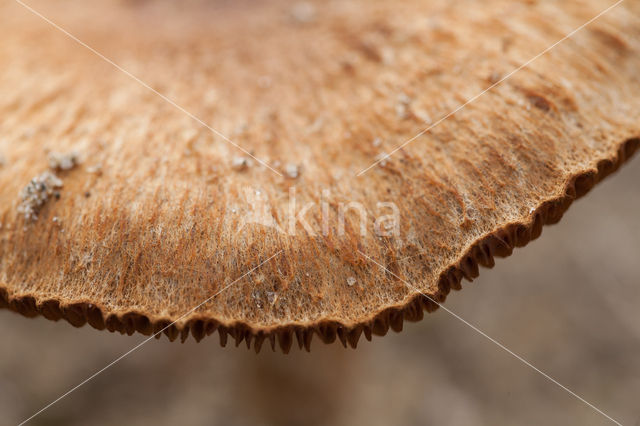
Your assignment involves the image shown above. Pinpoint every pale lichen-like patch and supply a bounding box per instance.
[17,171,63,222]
[18,151,81,222]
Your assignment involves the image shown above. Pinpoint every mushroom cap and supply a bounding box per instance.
[1,0,639,352]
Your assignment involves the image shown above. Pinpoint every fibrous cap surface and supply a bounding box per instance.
[1,0,639,351]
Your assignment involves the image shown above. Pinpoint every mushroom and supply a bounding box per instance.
[0,0,638,353]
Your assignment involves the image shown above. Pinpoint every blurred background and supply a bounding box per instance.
[1,158,639,425]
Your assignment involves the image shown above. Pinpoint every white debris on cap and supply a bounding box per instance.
[48,151,79,171]
[284,163,301,179]
[257,75,272,89]
[372,137,382,147]
[397,93,412,105]
[381,47,396,66]
[266,291,278,306]
[413,108,432,124]
[252,290,263,309]
[395,93,412,120]
[375,153,389,167]
[306,117,324,134]
[232,156,250,171]
[233,122,249,136]
[18,171,63,221]
[87,164,102,174]
[488,70,502,84]
[290,2,316,24]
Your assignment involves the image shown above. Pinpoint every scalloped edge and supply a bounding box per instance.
[1,137,638,353]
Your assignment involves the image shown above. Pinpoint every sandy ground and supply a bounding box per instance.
[1,156,639,426]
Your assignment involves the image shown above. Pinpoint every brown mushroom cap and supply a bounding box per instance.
[1,0,639,352]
